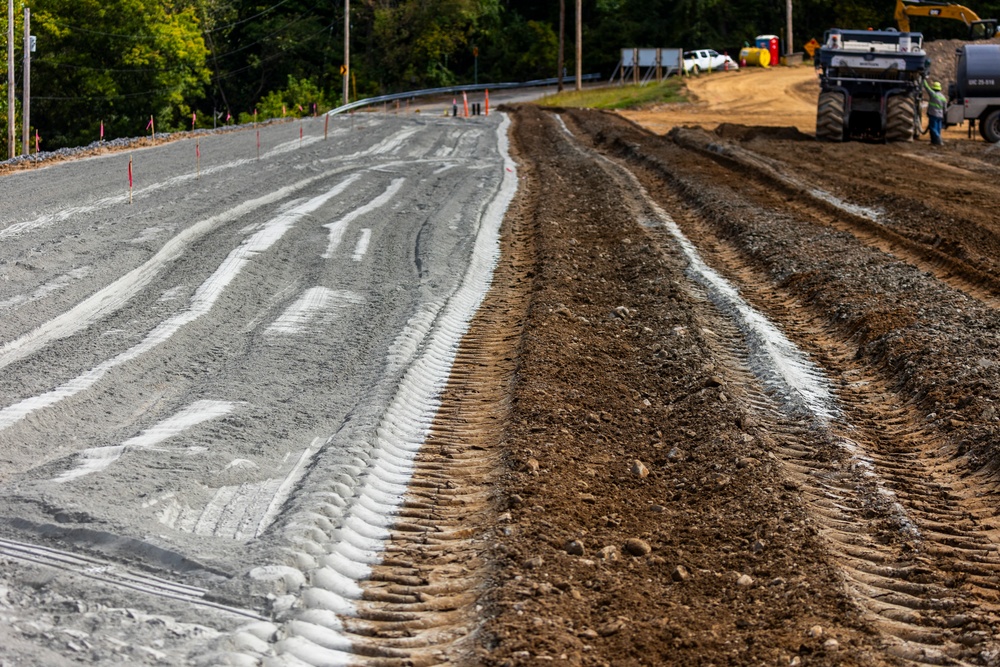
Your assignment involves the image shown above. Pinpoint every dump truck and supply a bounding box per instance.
[945,43,1000,142]
[815,28,929,142]
[895,0,998,40]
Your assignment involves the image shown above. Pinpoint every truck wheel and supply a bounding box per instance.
[980,109,1000,143]
[885,95,916,142]
[816,91,846,142]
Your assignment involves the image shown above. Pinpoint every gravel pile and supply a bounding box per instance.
[922,37,996,87]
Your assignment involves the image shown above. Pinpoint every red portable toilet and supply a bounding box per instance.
[756,34,780,66]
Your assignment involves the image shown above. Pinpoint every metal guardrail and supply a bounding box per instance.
[326,74,603,115]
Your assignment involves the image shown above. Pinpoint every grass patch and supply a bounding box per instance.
[535,79,686,109]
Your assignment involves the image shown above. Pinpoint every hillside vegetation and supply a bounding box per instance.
[2,0,998,150]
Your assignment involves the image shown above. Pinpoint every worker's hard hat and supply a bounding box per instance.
[932,81,942,91]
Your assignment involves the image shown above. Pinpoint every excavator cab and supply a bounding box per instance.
[970,19,999,39]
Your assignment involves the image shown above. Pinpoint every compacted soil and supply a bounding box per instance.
[437,69,1000,665]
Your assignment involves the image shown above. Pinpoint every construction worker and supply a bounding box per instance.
[924,79,947,146]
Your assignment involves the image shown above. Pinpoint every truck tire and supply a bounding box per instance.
[885,95,916,142]
[816,91,846,142]
[979,109,1000,143]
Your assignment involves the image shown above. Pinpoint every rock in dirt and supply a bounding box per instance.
[623,538,652,557]
[630,460,649,478]
[523,556,544,569]
[672,565,691,582]
[598,545,620,561]
[736,574,754,587]
[565,540,586,556]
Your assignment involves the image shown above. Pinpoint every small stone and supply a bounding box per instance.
[808,625,824,638]
[768,577,787,587]
[705,376,724,387]
[823,638,840,651]
[736,457,759,470]
[751,539,766,553]
[671,565,690,582]
[525,457,540,473]
[523,556,544,569]
[508,494,524,507]
[578,628,598,640]
[623,538,651,557]
[736,574,753,587]
[649,504,665,513]
[631,460,649,478]
[587,412,601,423]
[565,540,586,556]
[598,619,626,636]
[597,546,619,561]
[667,447,683,462]
[554,304,573,318]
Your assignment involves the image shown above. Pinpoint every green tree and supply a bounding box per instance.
[28,0,209,148]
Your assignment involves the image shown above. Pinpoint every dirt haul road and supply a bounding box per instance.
[5,69,1000,667]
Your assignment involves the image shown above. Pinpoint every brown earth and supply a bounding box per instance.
[459,61,1000,666]
[340,58,1000,666]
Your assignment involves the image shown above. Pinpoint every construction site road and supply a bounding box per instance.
[5,61,1000,667]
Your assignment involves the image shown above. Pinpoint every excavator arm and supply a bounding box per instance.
[895,0,998,38]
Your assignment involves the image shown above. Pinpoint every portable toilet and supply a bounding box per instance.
[756,34,780,66]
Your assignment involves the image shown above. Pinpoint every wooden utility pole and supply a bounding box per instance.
[7,0,14,158]
[786,0,793,56]
[22,7,28,155]
[575,0,582,91]
[557,0,565,92]
[343,0,349,106]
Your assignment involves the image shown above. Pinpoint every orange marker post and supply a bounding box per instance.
[34,129,39,153]
[324,114,329,140]
[462,91,469,118]
[128,155,134,204]
[485,90,490,116]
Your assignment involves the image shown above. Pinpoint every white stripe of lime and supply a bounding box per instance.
[266,288,364,335]
[0,174,361,433]
[321,179,404,259]
[351,229,371,262]
[55,400,234,482]
[0,168,358,372]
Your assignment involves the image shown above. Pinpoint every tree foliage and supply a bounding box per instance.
[4,0,1000,150]
[28,0,209,147]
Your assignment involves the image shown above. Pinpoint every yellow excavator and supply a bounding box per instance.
[895,0,999,38]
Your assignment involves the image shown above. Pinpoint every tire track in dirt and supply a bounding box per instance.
[557,108,1000,664]
[626,124,1000,309]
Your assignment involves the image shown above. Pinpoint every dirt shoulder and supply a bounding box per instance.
[473,105,895,666]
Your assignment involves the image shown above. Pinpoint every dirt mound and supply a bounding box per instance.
[712,123,814,142]
[923,37,996,86]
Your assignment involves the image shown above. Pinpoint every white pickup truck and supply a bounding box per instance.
[682,49,740,74]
